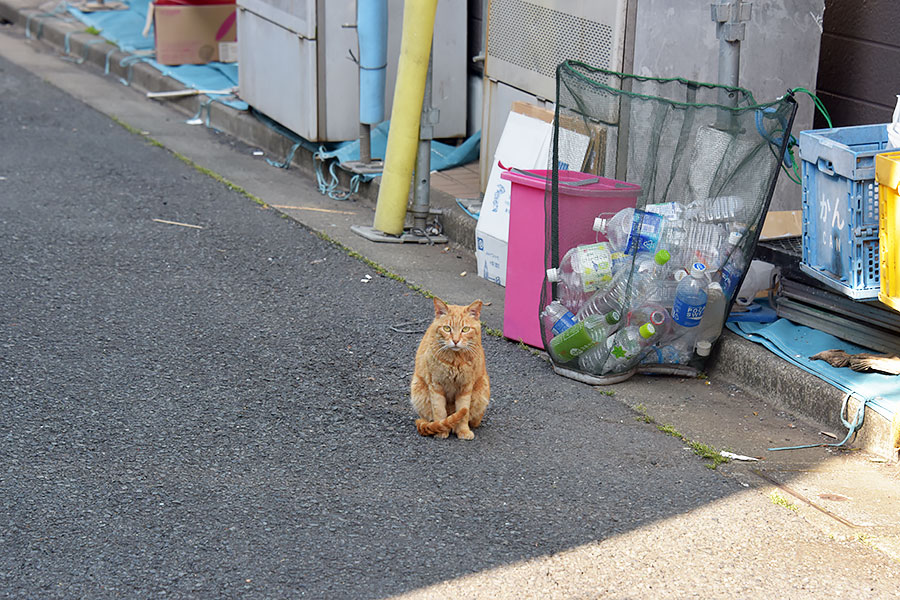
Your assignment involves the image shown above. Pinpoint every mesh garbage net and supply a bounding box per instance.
[538,61,797,383]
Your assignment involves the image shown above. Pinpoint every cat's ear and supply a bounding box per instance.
[466,299,483,319]
[433,296,449,317]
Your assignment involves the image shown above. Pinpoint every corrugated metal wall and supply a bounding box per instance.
[815,0,900,127]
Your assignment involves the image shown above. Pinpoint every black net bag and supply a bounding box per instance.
[538,60,797,384]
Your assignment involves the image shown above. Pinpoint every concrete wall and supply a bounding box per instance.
[630,0,826,211]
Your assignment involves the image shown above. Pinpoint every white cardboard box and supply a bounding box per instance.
[475,111,553,286]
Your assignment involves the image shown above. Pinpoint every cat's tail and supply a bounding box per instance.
[415,407,468,436]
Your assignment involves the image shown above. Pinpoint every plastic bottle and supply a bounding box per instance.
[546,242,618,313]
[594,208,728,270]
[540,301,577,337]
[642,335,695,365]
[548,310,622,363]
[575,250,671,320]
[627,302,672,342]
[593,207,665,255]
[578,322,656,374]
[718,231,745,300]
[645,201,685,220]
[671,263,708,329]
[684,195,747,224]
[694,282,727,357]
[647,267,689,306]
[641,343,688,365]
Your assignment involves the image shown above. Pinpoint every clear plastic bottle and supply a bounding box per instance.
[540,301,577,337]
[594,208,728,270]
[718,231,745,300]
[694,282,727,356]
[671,263,708,329]
[548,310,622,363]
[642,334,696,365]
[546,242,618,313]
[647,267,689,306]
[579,322,656,374]
[627,302,672,342]
[593,208,665,255]
[575,249,671,321]
[645,201,685,220]
[684,195,747,224]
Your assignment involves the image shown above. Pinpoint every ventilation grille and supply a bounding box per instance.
[487,0,615,89]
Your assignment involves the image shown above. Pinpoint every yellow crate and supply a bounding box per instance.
[875,151,900,312]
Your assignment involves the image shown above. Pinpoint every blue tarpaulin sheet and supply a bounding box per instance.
[727,319,899,420]
[317,122,481,181]
[66,0,246,110]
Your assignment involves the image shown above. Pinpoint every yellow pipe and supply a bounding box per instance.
[372,0,438,236]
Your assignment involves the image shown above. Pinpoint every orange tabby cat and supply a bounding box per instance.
[411,297,490,439]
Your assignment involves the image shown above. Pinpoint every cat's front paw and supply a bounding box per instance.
[435,431,450,439]
[456,429,475,440]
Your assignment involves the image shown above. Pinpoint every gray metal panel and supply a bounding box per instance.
[237,0,468,142]
[385,0,468,140]
[318,0,359,141]
[237,8,318,140]
[236,0,316,38]
[485,0,629,101]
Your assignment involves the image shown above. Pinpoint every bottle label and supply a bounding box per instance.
[549,322,596,362]
[551,310,577,336]
[575,244,614,292]
[625,211,663,255]
[646,202,680,220]
[671,297,705,327]
[720,264,740,298]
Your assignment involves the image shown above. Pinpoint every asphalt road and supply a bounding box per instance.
[2,48,899,599]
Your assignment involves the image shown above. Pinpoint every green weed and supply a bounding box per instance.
[632,404,729,469]
[770,491,799,512]
[656,423,681,437]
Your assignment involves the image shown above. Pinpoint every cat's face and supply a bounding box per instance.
[432,298,483,353]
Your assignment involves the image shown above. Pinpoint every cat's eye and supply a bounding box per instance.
[462,327,471,332]
[443,325,452,332]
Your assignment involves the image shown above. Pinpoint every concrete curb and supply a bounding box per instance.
[3,3,895,460]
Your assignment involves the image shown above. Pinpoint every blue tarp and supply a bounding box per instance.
[317,122,481,181]
[727,319,899,420]
[67,0,246,109]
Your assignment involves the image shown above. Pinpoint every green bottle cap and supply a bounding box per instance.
[639,323,656,339]
[654,249,671,265]
[605,310,622,325]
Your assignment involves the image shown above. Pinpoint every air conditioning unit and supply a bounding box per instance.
[236,0,467,143]
[480,0,630,188]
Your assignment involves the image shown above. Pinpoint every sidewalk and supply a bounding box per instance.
[1,0,898,565]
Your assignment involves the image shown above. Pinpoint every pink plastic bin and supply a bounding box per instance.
[501,169,641,349]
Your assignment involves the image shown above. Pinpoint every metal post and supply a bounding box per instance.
[711,1,751,129]
[359,123,372,165]
[350,43,447,245]
[410,48,436,233]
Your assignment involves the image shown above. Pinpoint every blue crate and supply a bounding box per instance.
[799,124,899,300]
